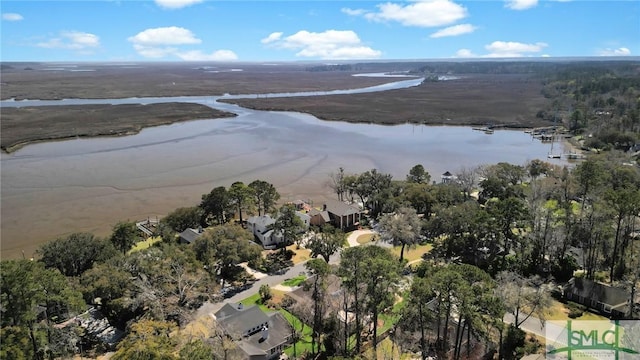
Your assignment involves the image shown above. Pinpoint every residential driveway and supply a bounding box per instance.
[346,229,376,247]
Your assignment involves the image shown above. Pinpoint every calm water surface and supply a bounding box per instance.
[0,79,569,258]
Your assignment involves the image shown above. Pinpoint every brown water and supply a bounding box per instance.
[0,82,569,259]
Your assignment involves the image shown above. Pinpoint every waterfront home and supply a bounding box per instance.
[246,212,310,249]
[318,199,362,231]
[178,227,204,244]
[214,303,292,360]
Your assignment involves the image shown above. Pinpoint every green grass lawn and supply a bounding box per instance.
[128,236,162,254]
[282,275,307,287]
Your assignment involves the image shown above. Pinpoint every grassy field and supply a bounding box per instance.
[128,236,162,254]
[390,243,433,263]
[357,233,376,244]
[282,274,307,287]
[1,63,554,153]
[286,244,312,265]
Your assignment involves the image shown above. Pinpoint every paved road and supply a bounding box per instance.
[503,313,547,338]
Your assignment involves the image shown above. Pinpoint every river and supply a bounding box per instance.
[0,77,569,259]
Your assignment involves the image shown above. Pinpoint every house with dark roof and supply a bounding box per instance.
[214,303,292,360]
[563,277,633,319]
[321,199,362,231]
[441,171,455,184]
[179,227,204,244]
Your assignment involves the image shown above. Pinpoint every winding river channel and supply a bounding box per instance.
[0,76,569,258]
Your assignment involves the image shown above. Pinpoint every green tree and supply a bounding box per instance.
[259,284,272,304]
[362,246,401,356]
[1,260,85,360]
[407,164,431,184]
[192,224,261,286]
[305,258,331,356]
[37,232,117,277]
[228,181,254,224]
[377,206,423,262]
[270,204,305,246]
[338,247,367,354]
[307,225,345,263]
[111,320,178,360]
[162,206,202,233]
[200,186,232,226]
[248,179,280,216]
[110,221,141,254]
[179,339,214,360]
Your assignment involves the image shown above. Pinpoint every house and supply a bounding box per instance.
[441,171,455,184]
[246,215,281,249]
[246,212,311,249]
[321,199,362,231]
[214,303,292,360]
[563,277,632,319]
[179,227,204,244]
[308,207,331,228]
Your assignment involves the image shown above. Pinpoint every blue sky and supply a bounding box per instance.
[1,0,638,62]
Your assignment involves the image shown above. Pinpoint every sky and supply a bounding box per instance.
[1,0,639,62]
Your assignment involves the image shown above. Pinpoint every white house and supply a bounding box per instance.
[246,212,310,249]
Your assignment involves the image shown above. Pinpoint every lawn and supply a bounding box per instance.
[282,274,307,287]
[545,299,608,321]
[357,233,375,244]
[286,244,312,264]
[128,236,162,254]
[390,243,433,263]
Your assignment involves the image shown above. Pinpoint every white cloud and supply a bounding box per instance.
[598,47,631,56]
[128,26,236,60]
[363,0,468,27]
[454,49,476,58]
[37,31,100,51]
[176,49,238,61]
[155,0,203,9]
[430,24,477,38]
[265,30,381,60]
[341,8,366,16]
[504,0,538,10]
[128,26,201,46]
[454,40,548,58]
[261,32,283,44]
[2,13,23,21]
[484,41,547,57]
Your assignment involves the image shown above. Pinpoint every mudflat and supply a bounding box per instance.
[1,103,235,152]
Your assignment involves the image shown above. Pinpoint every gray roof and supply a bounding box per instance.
[215,304,269,338]
[566,278,629,307]
[247,215,275,229]
[178,228,203,244]
[323,199,360,217]
[238,312,291,356]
